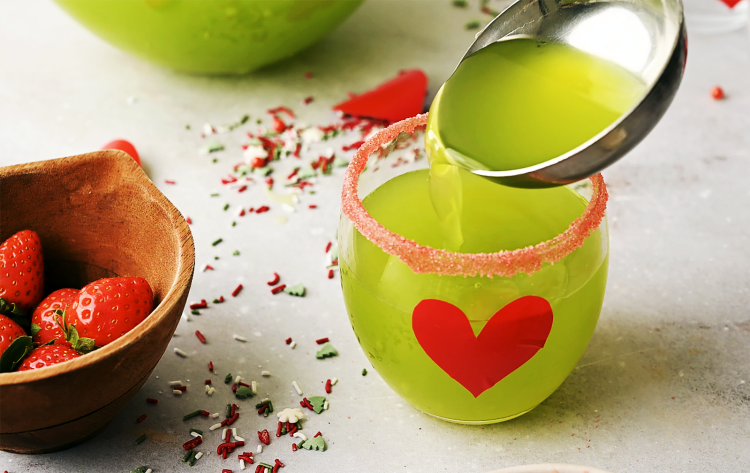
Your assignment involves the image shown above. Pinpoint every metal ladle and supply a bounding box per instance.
[447,0,687,188]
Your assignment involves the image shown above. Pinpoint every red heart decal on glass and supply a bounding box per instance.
[412,296,553,398]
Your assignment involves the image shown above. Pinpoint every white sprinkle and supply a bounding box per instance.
[293,432,307,441]
[232,427,237,438]
[145,469,152,473]
[207,387,215,396]
[290,341,297,349]
[204,384,210,393]
[282,203,296,213]
[194,452,203,460]
[331,377,338,385]
[168,380,182,386]
[235,375,242,384]
[251,381,257,394]
[191,431,202,438]
[173,389,183,395]
[212,412,220,418]
[234,334,247,342]
[235,435,245,442]
[257,444,263,453]
[222,428,228,439]
[324,400,329,411]
[240,459,246,470]
[174,348,188,357]
[209,423,222,431]
[261,370,271,377]
[292,380,303,396]
[203,123,214,135]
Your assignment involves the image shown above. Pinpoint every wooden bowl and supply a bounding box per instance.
[0,151,195,453]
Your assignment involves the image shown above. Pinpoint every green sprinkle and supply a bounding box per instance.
[308,396,327,414]
[211,193,220,197]
[214,256,220,260]
[264,401,274,417]
[183,410,202,421]
[316,342,338,359]
[226,403,232,418]
[235,386,254,399]
[362,368,368,376]
[182,450,193,462]
[233,250,240,256]
[256,118,262,124]
[284,283,306,297]
[223,203,230,211]
[224,373,233,384]
[309,190,316,195]
[255,166,274,177]
[185,124,191,130]
[231,221,236,227]
[130,467,148,473]
[465,20,481,29]
[212,158,218,163]
[189,450,198,466]
[134,434,147,445]
[333,155,350,168]
[452,0,468,6]
[189,428,203,435]
[212,238,223,246]
[259,463,274,469]
[255,399,272,409]
[203,140,225,153]
[298,435,326,451]
[240,114,250,125]
[212,298,221,304]
[191,309,200,315]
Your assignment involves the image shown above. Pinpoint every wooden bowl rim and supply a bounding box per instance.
[0,150,195,385]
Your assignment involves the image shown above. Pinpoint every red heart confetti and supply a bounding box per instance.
[719,0,742,7]
[412,296,553,398]
[333,69,428,123]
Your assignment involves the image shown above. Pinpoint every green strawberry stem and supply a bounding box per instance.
[54,309,96,354]
[0,297,30,330]
[0,336,34,372]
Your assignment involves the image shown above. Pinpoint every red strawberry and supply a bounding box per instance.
[17,344,81,371]
[68,277,154,347]
[0,230,44,313]
[0,314,26,357]
[31,288,80,346]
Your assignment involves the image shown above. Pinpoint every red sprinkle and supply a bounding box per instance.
[342,141,365,152]
[316,338,329,345]
[175,386,187,392]
[711,86,725,100]
[255,465,264,473]
[271,284,286,295]
[239,208,246,217]
[146,398,159,404]
[258,404,269,415]
[136,414,147,423]
[256,205,270,214]
[232,284,243,297]
[201,410,210,416]
[267,272,281,286]
[224,470,233,473]
[292,443,297,451]
[186,217,192,225]
[276,421,283,437]
[314,432,322,438]
[227,412,240,426]
[232,384,238,393]
[208,361,214,372]
[328,269,334,279]
[226,428,232,442]
[285,337,293,345]
[288,424,298,436]
[304,72,313,79]
[205,265,214,271]
[183,436,202,450]
[195,330,207,344]
[325,379,332,394]
[165,180,176,185]
[238,185,248,193]
[190,300,208,310]
[308,204,317,209]
[303,96,314,105]
[325,242,332,253]
[231,404,238,417]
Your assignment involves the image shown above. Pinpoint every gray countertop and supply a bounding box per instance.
[1,1,749,472]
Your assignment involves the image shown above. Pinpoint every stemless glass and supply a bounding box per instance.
[339,115,610,424]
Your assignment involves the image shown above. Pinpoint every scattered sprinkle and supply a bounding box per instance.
[195,330,207,344]
[262,370,271,377]
[174,348,188,358]
[271,284,287,295]
[134,434,147,445]
[315,338,329,345]
[232,284,244,297]
[290,341,297,349]
[292,380,303,396]
[465,20,481,29]
[234,334,248,342]
[711,86,725,100]
[362,368,368,376]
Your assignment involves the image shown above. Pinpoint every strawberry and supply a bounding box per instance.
[68,277,154,347]
[0,230,44,313]
[17,344,81,371]
[0,314,26,357]
[31,288,80,346]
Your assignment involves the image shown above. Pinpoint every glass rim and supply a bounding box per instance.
[341,113,609,278]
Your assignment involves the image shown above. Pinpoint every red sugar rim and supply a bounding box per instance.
[341,113,609,278]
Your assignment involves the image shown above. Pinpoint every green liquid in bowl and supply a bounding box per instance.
[54,0,364,74]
